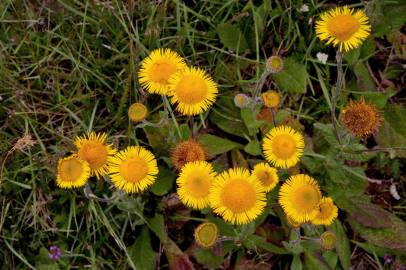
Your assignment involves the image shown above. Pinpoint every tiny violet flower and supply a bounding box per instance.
[316,52,329,64]
[299,4,309,12]
[384,254,393,265]
[48,246,62,262]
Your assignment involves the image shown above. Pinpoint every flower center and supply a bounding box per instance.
[149,60,177,85]
[257,170,274,186]
[292,185,321,212]
[175,75,207,104]
[186,175,211,198]
[59,159,83,182]
[78,142,108,169]
[327,14,360,41]
[221,179,256,213]
[318,201,334,218]
[271,134,296,160]
[119,157,148,183]
[128,103,147,122]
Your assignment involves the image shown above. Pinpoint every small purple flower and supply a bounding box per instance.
[384,254,393,265]
[48,246,61,262]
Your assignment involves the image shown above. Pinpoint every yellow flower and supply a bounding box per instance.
[315,6,371,52]
[266,56,284,73]
[138,48,187,95]
[194,222,219,248]
[279,174,322,223]
[108,146,158,193]
[341,99,381,137]
[320,231,337,250]
[74,132,117,178]
[176,161,216,209]
[171,139,206,170]
[252,162,279,192]
[286,215,302,228]
[128,103,148,122]
[262,90,281,108]
[262,125,304,169]
[168,66,218,116]
[311,197,338,226]
[209,168,266,225]
[56,155,90,188]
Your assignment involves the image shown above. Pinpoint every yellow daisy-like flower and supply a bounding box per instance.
[262,125,304,169]
[56,155,90,188]
[176,161,216,209]
[194,222,219,248]
[279,174,322,223]
[128,103,148,122]
[138,48,187,95]
[108,146,158,193]
[315,6,371,52]
[209,168,266,225]
[262,90,281,108]
[168,66,218,116]
[252,162,279,192]
[74,132,117,179]
[311,197,338,226]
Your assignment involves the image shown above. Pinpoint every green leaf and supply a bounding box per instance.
[374,2,406,37]
[291,254,303,270]
[150,166,175,196]
[148,214,165,241]
[198,134,242,156]
[304,252,330,270]
[244,140,261,156]
[243,235,289,254]
[273,57,309,94]
[384,104,406,137]
[331,221,351,270]
[241,107,262,136]
[128,227,156,270]
[194,249,223,269]
[210,110,247,138]
[376,120,406,158]
[179,124,191,141]
[352,90,395,109]
[216,22,247,52]
[353,62,376,91]
[322,251,338,269]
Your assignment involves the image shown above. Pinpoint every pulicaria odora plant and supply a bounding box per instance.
[54,3,372,227]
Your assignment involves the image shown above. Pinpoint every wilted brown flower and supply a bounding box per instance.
[341,99,381,137]
[171,139,206,170]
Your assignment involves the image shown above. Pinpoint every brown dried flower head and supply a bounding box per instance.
[341,99,381,137]
[171,139,206,170]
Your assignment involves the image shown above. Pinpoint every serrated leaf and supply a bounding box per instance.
[216,22,247,52]
[150,167,175,196]
[128,227,156,270]
[331,221,351,270]
[273,57,309,94]
[198,134,242,156]
[241,107,262,136]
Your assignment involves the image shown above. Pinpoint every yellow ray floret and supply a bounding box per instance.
[176,161,216,209]
[108,146,158,193]
[311,197,338,226]
[74,132,117,179]
[168,66,218,116]
[279,174,322,223]
[138,48,187,95]
[262,125,304,169]
[315,6,371,52]
[252,162,279,192]
[209,168,266,225]
[56,155,90,188]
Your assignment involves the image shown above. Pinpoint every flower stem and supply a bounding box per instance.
[331,50,343,143]
[163,96,182,140]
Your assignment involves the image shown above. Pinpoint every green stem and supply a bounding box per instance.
[332,51,343,143]
[163,96,182,139]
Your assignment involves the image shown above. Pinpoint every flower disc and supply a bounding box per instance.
[315,6,371,52]
[262,125,304,168]
[209,168,266,225]
[108,146,158,193]
[168,67,218,116]
[56,155,90,188]
[279,174,322,223]
[176,161,216,209]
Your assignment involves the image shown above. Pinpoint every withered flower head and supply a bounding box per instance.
[171,139,206,170]
[341,99,381,137]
